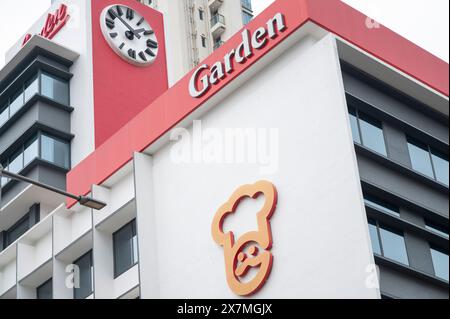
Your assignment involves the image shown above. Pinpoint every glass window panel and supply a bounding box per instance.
[407,138,434,179]
[9,88,24,116]
[41,73,69,105]
[379,225,409,265]
[348,107,361,144]
[24,75,39,102]
[425,220,449,239]
[430,248,449,281]
[41,134,70,168]
[24,136,39,167]
[113,221,137,277]
[359,112,387,156]
[431,149,449,186]
[9,150,24,174]
[1,162,9,187]
[73,251,93,299]
[7,215,30,245]
[0,103,8,126]
[37,279,52,299]
[368,220,381,255]
[364,194,400,217]
[242,11,253,25]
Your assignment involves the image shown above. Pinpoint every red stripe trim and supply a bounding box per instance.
[66,0,448,207]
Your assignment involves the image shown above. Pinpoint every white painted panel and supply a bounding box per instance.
[145,35,378,298]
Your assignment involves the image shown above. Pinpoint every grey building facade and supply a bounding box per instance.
[343,63,449,299]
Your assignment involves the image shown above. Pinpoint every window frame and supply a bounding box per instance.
[0,131,71,188]
[36,278,53,299]
[0,70,70,130]
[348,106,388,157]
[73,250,94,300]
[429,245,449,281]
[113,219,139,278]
[368,219,410,266]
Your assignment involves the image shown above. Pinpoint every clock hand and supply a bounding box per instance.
[109,9,141,39]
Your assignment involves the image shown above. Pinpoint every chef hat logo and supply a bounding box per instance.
[211,180,278,296]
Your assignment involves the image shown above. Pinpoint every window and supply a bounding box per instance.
[199,8,204,20]
[407,137,449,186]
[430,247,449,281]
[0,72,69,129]
[9,88,24,116]
[425,220,449,239]
[24,75,39,102]
[24,135,39,167]
[242,11,253,25]
[241,0,252,10]
[73,251,93,299]
[368,219,409,266]
[0,101,9,126]
[363,193,400,217]
[113,220,138,278]
[4,204,40,249]
[201,35,207,48]
[41,134,70,169]
[6,214,30,246]
[37,279,52,299]
[0,133,70,188]
[41,73,69,105]
[8,149,24,174]
[348,107,387,156]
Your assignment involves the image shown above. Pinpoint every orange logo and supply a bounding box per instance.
[212,180,278,296]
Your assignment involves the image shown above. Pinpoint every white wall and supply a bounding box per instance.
[139,34,379,298]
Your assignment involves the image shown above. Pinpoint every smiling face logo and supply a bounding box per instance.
[212,180,278,296]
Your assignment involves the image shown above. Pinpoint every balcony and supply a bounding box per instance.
[213,40,225,51]
[210,14,226,38]
[208,0,223,12]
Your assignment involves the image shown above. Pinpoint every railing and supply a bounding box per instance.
[210,13,225,27]
[213,40,225,50]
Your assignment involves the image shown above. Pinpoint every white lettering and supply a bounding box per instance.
[188,12,287,98]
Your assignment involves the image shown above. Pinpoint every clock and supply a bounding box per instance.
[100,4,158,67]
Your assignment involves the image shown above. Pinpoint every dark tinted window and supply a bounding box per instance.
[7,214,29,245]
[113,220,138,277]
[37,278,52,299]
[73,251,93,299]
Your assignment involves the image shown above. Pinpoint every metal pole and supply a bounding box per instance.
[1,167,80,201]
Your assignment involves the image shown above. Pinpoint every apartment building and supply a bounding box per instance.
[0,0,448,299]
[137,0,254,84]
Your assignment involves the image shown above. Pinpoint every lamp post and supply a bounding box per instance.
[0,165,106,210]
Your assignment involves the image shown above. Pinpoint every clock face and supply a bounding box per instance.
[100,4,158,67]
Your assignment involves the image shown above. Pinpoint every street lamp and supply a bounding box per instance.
[0,165,106,210]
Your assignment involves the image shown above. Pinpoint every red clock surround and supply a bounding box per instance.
[91,0,168,148]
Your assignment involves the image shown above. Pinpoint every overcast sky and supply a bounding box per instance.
[0,0,448,68]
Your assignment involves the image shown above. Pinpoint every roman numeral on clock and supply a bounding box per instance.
[145,48,155,57]
[116,5,123,16]
[126,8,134,20]
[128,48,136,59]
[106,18,115,29]
[147,39,158,49]
[138,51,147,61]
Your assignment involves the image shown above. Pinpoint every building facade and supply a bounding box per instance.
[138,0,254,85]
[0,0,448,299]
